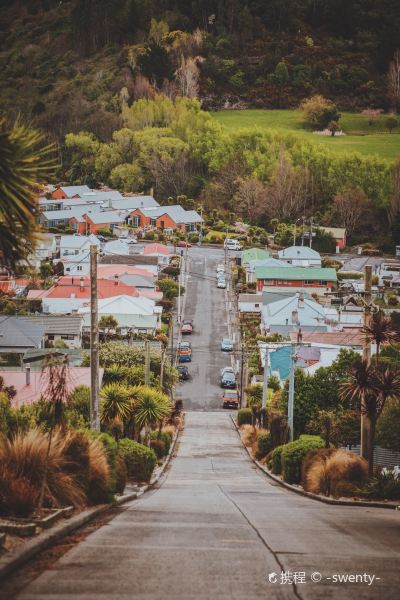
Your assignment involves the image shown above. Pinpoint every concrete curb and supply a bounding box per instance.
[230,415,399,510]
[0,422,183,582]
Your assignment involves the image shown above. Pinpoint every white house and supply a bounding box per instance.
[27,234,57,268]
[245,258,290,283]
[261,293,338,335]
[238,293,263,313]
[78,294,161,332]
[58,234,101,276]
[278,246,322,268]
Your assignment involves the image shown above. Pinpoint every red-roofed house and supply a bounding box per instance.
[143,243,171,265]
[1,368,103,408]
[37,276,139,314]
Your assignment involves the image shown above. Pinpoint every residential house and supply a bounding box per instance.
[97,264,158,280]
[78,295,161,334]
[34,276,140,314]
[255,266,337,294]
[80,211,129,235]
[40,209,88,229]
[58,234,101,275]
[106,195,159,211]
[260,293,339,335]
[245,258,290,283]
[289,329,366,349]
[26,233,57,269]
[143,243,171,266]
[51,185,92,199]
[241,248,270,266]
[238,293,263,313]
[1,367,103,408]
[99,253,159,271]
[18,315,84,349]
[127,205,202,233]
[103,239,143,257]
[278,246,322,267]
[0,316,45,356]
[319,227,347,250]
[259,344,321,384]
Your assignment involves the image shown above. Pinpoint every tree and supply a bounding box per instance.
[376,400,400,452]
[327,120,340,136]
[271,61,289,107]
[132,386,171,443]
[175,57,200,99]
[157,278,181,300]
[360,108,384,126]
[385,115,398,133]
[0,120,53,270]
[341,361,400,474]
[100,383,132,434]
[300,95,340,129]
[362,310,399,359]
[265,150,309,221]
[99,315,119,339]
[333,187,368,236]
[388,50,400,112]
[233,176,266,222]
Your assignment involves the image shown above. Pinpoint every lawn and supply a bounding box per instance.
[212,109,400,162]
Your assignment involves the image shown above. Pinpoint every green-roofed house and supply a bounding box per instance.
[255,266,337,295]
[241,248,270,266]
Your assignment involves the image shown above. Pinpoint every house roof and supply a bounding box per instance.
[278,246,321,260]
[109,196,159,210]
[78,294,155,316]
[82,190,123,201]
[261,295,338,328]
[255,266,337,282]
[18,315,83,335]
[42,209,87,221]
[60,234,100,249]
[0,316,44,351]
[103,239,140,256]
[80,312,158,330]
[248,258,290,270]
[135,205,202,224]
[97,265,155,279]
[2,368,103,408]
[289,329,364,347]
[143,243,170,256]
[118,274,155,289]
[242,248,270,263]
[99,254,159,266]
[0,280,14,294]
[85,211,127,225]
[56,185,91,197]
[43,277,139,300]
[238,293,263,303]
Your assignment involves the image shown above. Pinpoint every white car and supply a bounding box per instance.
[220,366,235,377]
[224,239,242,251]
[216,264,225,273]
[217,279,226,289]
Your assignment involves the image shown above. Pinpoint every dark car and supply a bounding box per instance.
[178,352,191,362]
[221,371,236,389]
[181,319,193,335]
[222,390,239,409]
[178,365,190,380]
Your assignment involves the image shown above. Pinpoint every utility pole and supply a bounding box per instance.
[361,265,372,459]
[262,347,269,409]
[239,342,245,408]
[160,346,165,391]
[301,216,305,246]
[309,217,313,248]
[198,205,203,245]
[170,319,174,365]
[145,339,151,386]
[288,343,297,441]
[90,245,100,431]
[177,252,182,324]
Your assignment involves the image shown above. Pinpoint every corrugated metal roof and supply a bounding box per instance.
[255,266,337,281]
[19,315,83,335]
[242,248,270,263]
[0,316,44,350]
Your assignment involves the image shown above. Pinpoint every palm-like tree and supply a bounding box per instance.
[131,386,172,443]
[0,120,54,270]
[341,360,400,474]
[362,310,399,359]
[100,383,132,432]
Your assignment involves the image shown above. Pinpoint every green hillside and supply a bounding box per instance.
[213,110,400,161]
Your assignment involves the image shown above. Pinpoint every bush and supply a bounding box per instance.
[119,438,157,482]
[301,447,336,486]
[300,95,340,129]
[87,437,112,504]
[0,464,40,517]
[88,431,119,493]
[256,433,272,459]
[115,455,127,494]
[376,401,400,451]
[150,430,171,455]
[269,445,285,475]
[387,295,398,307]
[359,469,400,500]
[304,449,368,497]
[281,436,325,484]
[237,408,252,426]
[150,439,166,459]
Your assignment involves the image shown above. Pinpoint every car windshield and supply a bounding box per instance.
[223,373,235,381]
[222,339,231,344]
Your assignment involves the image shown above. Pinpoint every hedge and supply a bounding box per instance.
[256,433,272,459]
[237,408,252,426]
[119,438,157,482]
[281,435,325,484]
[150,431,171,455]
[268,445,285,474]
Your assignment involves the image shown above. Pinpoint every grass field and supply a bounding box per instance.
[212,109,400,161]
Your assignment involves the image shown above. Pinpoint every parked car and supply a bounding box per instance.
[178,365,190,380]
[181,319,193,334]
[222,389,239,409]
[221,338,233,352]
[178,352,191,362]
[224,238,242,251]
[221,370,236,388]
[177,240,192,248]
[221,366,235,376]
[216,264,225,273]
[178,341,192,354]
[217,280,226,289]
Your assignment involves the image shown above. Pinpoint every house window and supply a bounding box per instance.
[61,335,75,340]
[131,216,139,227]
[47,335,55,340]
[255,303,260,308]
[150,218,157,227]
[76,265,83,271]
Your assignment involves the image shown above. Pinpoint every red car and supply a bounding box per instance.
[222,390,240,409]
[177,240,192,248]
[181,319,193,334]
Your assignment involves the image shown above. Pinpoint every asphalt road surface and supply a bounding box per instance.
[10,246,400,599]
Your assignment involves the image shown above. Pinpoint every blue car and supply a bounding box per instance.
[221,338,233,352]
[178,353,192,362]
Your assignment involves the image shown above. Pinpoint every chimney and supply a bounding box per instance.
[150,187,154,197]
[114,274,119,285]
[298,293,305,309]
[26,365,31,386]
[80,276,84,290]
[292,310,299,324]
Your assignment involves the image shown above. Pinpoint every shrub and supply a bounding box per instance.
[269,445,285,474]
[281,436,325,484]
[301,448,336,486]
[119,438,157,482]
[150,439,166,459]
[0,464,40,517]
[359,469,400,500]
[237,408,252,426]
[304,449,368,497]
[256,432,272,459]
[150,430,171,455]
[376,401,400,451]
[87,431,119,492]
[162,425,175,441]
[62,430,91,495]
[87,437,112,504]
[241,424,258,447]
[115,455,127,494]
[0,428,86,510]
[387,295,398,307]
[300,95,340,129]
